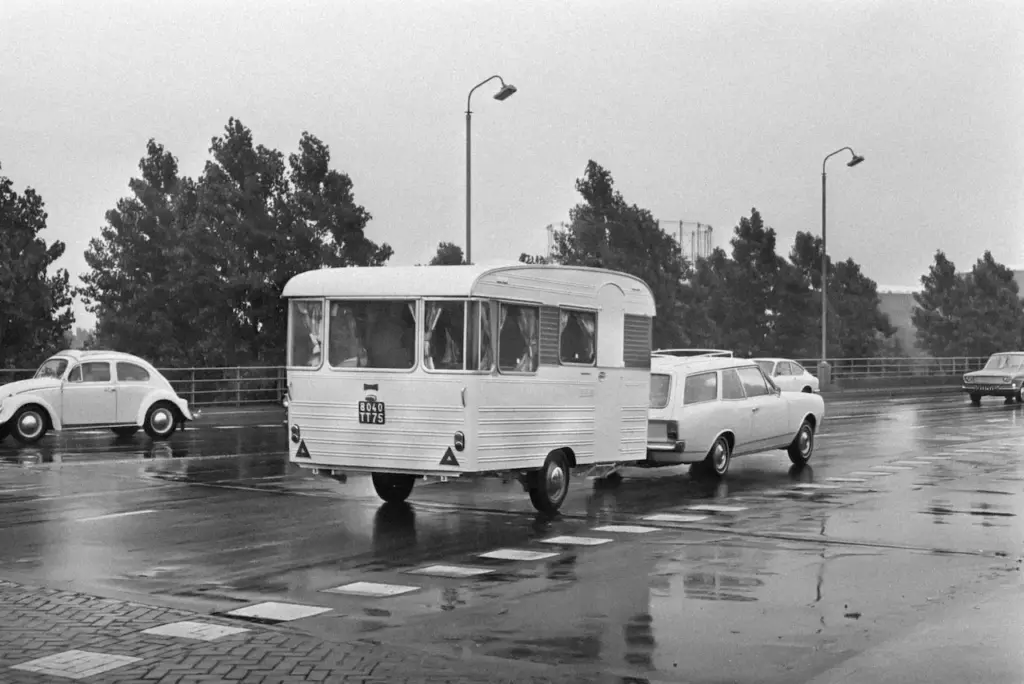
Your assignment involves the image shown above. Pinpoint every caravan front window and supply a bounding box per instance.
[290,300,324,368]
[498,303,539,373]
[327,300,417,370]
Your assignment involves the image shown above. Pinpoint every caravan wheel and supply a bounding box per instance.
[528,450,571,514]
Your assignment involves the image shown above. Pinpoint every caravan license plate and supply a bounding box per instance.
[358,400,386,424]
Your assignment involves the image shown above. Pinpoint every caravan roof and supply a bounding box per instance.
[282,264,657,314]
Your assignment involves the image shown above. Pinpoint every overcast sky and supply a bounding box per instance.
[3,0,1022,330]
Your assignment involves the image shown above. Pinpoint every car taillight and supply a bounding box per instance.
[666,420,679,441]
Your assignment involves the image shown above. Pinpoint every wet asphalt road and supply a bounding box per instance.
[0,394,1021,683]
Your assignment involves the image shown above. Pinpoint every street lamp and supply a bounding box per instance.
[465,75,517,265]
[819,146,865,385]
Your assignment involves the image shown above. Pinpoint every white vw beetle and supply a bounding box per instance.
[0,350,199,444]
[647,355,825,476]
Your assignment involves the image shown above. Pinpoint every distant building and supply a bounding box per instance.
[877,267,1024,356]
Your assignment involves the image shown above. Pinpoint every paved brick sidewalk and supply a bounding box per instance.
[0,579,618,683]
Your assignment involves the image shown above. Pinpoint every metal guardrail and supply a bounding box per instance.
[793,357,987,380]
[0,357,989,404]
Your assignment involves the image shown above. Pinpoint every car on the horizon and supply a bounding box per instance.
[961,352,1024,406]
[647,355,824,477]
[0,350,199,445]
[752,357,820,393]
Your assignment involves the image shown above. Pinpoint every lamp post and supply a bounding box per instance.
[465,75,517,265]
[819,146,865,387]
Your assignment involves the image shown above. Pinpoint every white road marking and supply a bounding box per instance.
[540,535,613,546]
[224,601,331,621]
[643,513,710,523]
[792,483,841,490]
[847,471,894,477]
[686,504,748,513]
[826,477,868,483]
[141,621,249,641]
[871,465,914,471]
[76,509,158,522]
[891,460,925,466]
[215,426,247,430]
[325,582,419,598]
[478,549,559,561]
[591,524,663,534]
[407,564,494,578]
[913,456,952,460]
[12,650,142,679]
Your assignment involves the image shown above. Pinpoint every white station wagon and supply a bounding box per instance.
[752,357,820,393]
[0,350,199,444]
[647,356,825,476]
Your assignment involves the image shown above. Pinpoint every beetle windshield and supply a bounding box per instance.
[983,354,1024,371]
[34,357,69,379]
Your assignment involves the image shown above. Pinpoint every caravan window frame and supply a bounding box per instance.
[495,298,542,376]
[323,297,420,374]
[287,298,326,371]
[557,306,598,367]
[421,297,495,375]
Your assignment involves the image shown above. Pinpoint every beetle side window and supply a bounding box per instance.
[81,362,111,383]
[736,366,769,397]
[683,371,718,405]
[721,369,746,400]
[116,362,150,382]
[67,365,82,383]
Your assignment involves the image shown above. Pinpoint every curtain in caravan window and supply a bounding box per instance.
[292,300,323,367]
[515,308,539,372]
[423,303,444,370]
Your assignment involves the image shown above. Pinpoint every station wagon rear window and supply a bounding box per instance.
[327,300,417,370]
[650,373,671,409]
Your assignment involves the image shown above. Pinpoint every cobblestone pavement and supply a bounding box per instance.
[0,579,615,684]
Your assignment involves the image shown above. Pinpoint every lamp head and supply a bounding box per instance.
[847,154,865,167]
[493,84,517,101]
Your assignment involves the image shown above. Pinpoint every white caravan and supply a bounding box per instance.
[281,263,657,513]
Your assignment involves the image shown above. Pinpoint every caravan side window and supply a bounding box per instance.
[466,301,494,371]
[290,300,324,368]
[423,301,466,370]
[326,300,417,370]
[497,303,539,373]
[559,309,597,365]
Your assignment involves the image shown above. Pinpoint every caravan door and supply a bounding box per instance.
[593,283,626,463]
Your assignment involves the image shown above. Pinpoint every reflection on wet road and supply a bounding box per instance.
[0,395,1021,683]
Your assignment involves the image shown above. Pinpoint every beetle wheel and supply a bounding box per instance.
[144,402,177,440]
[11,406,48,444]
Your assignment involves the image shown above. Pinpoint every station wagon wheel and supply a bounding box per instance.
[11,406,48,444]
[788,420,815,466]
[529,450,571,514]
[371,473,416,503]
[969,393,981,407]
[704,436,731,477]
[143,402,177,440]
[111,426,139,438]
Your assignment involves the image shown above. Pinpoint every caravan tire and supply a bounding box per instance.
[528,450,571,514]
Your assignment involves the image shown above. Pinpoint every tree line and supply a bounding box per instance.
[2,123,1021,370]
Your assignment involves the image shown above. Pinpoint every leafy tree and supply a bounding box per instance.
[911,250,970,356]
[77,119,392,366]
[0,164,74,368]
[544,161,692,348]
[959,251,1023,354]
[428,242,465,265]
[790,231,896,358]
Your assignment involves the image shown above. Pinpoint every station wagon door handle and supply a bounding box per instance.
[104,387,116,393]
[751,406,760,412]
